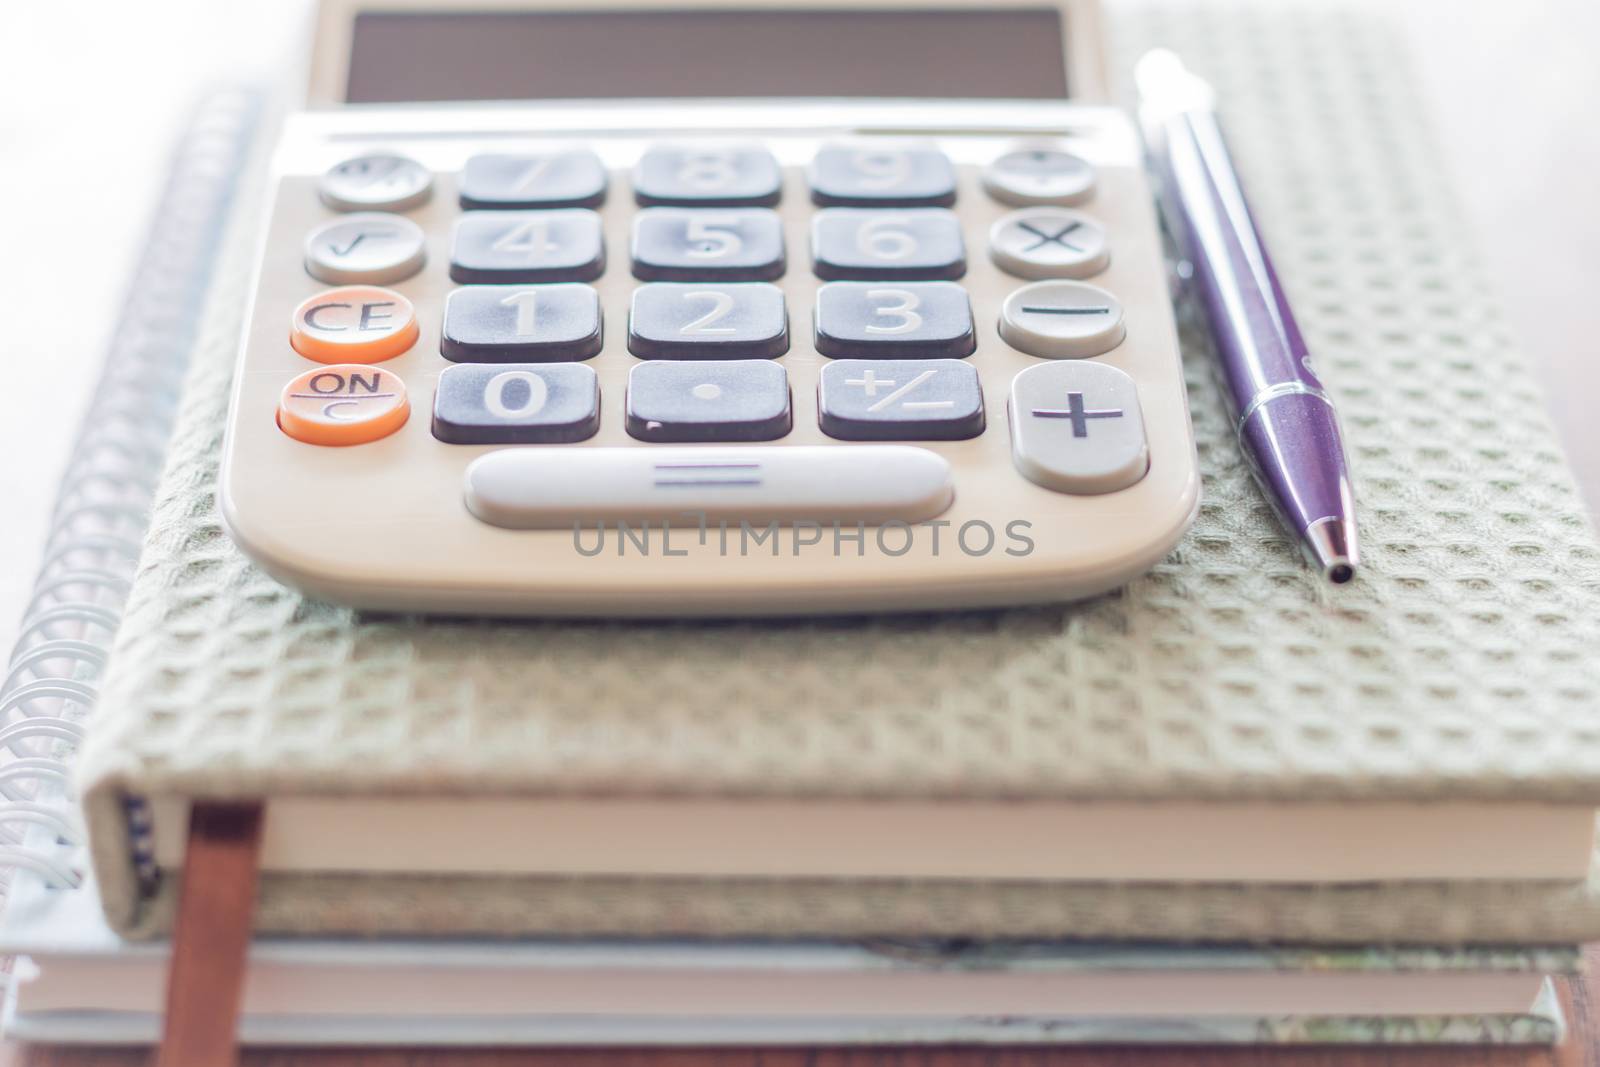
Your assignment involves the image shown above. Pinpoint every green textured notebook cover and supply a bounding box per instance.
[79,1,1600,940]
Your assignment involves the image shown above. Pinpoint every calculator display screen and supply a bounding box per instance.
[345,9,1070,103]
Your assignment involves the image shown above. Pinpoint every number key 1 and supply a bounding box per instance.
[440,284,603,363]
[814,281,975,359]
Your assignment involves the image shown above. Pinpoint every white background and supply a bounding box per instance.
[1,0,1597,656]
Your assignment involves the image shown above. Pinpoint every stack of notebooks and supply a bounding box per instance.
[7,1,1600,1051]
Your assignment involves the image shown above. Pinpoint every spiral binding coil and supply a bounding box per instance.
[0,89,260,903]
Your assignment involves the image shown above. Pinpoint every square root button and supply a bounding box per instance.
[819,359,984,441]
[627,360,790,443]
[1008,361,1149,494]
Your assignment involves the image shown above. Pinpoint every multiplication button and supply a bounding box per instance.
[982,147,1096,207]
[290,286,417,365]
[319,153,432,212]
[989,208,1109,280]
[441,284,602,363]
[432,363,600,444]
[304,213,426,286]
[1008,361,1148,494]
[277,365,409,446]
[1000,281,1126,359]
[818,359,983,441]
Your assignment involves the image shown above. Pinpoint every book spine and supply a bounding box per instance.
[0,89,260,897]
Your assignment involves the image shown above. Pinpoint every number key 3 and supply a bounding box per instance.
[814,281,975,359]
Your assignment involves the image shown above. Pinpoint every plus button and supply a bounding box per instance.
[1031,390,1124,438]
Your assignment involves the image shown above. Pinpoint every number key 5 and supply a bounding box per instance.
[631,208,786,282]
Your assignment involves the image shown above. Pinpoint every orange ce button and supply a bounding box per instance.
[278,365,409,446]
[290,285,418,364]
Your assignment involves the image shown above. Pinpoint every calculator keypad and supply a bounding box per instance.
[433,362,601,445]
[626,359,792,443]
[628,283,789,361]
[818,359,985,441]
[459,151,608,210]
[811,209,966,281]
[813,281,975,359]
[441,284,603,363]
[304,213,427,286]
[633,145,783,207]
[808,144,957,207]
[449,210,605,284]
[281,145,1157,501]
[630,208,786,282]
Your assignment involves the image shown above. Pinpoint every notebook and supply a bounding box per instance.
[71,2,1600,942]
[0,876,1575,1047]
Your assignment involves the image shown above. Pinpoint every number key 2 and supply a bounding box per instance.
[629,283,789,360]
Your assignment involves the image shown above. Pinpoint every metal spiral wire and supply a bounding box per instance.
[0,89,260,899]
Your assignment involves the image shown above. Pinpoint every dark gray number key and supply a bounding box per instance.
[440,284,603,363]
[814,281,974,359]
[449,210,605,284]
[818,359,984,441]
[810,209,965,281]
[633,144,782,207]
[626,359,791,442]
[808,143,956,207]
[631,208,785,282]
[629,283,788,360]
[459,151,608,210]
[432,362,601,444]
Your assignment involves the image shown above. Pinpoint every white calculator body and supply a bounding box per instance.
[220,0,1201,617]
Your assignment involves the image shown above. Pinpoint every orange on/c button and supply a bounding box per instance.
[278,365,409,446]
[290,285,418,364]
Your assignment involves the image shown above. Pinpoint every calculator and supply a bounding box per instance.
[219,0,1200,616]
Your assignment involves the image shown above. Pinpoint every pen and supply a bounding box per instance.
[1135,50,1359,583]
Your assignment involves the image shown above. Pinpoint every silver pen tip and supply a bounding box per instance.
[1304,517,1359,584]
[1134,49,1215,117]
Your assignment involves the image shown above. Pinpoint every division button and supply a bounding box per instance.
[464,445,954,529]
[989,207,1109,280]
[449,209,605,284]
[999,280,1126,359]
[1008,361,1148,494]
[633,144,782,207]
[818,359,984,441]
[290,286,418,364]
[808,143,956,207]
[626,359,790,442]
[432,362,600,445]
[319,153,433,212]
[304,212,427,286]
[813,281,974,359]
[441,283,602,363]
[277,364,409,446]
[628,283,788,360]
[460,150,608,210]
[982,146,1096,207]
